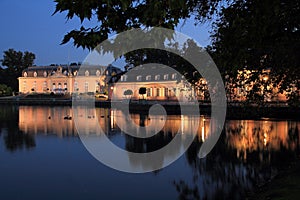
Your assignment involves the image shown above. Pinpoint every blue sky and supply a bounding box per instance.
[0,0,212,67]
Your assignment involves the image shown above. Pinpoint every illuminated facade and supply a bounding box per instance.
[112,65,196,101]
[18,64,121,95]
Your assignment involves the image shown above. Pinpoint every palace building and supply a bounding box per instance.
[111,65,196,101]
[18,64,295,102]
[18,64,122,95]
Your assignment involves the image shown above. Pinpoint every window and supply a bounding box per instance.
[52,83,56,90]
[156,88,160,97]
[155,75,160,81]
[64,83,67,91]
[121,75,127,81]
[22,81,27,93]
[85,70,89,76]
[172,73,177,79]
[33,71,37,77]
[146,75,151,81]
[96,70,100,76]
[33,81,37,91]
[23,72,27,77]
[43,71,47,77]
[74,82,78,91]
[146,88,152,96]
[84,82,89,92]
[164,74,168,80]
[43,81,47,91]
[164,88,168,97]
[137,75,142,81]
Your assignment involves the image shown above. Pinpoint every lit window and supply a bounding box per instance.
[85,70,89,76]
[146,75,151,81]
[121,75,127,81]
[164,74,168,80]
[146,88,152,96]
[96,70,100,76]
[172,73,177,79]
[84,82,89,92]
[33,71,37,77]
[156,88,160,96]
[155,75,160,81]
[164,88,168,96]
[43,81,47,91]
[137,75,142,81]
[24,72,27,77]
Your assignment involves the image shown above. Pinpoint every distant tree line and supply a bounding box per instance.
[0,48,35,95]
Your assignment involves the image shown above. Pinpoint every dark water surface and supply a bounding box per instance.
[0,106,299,200]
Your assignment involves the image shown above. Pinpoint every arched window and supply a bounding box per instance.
[43,71,47,77]
[85,70,89,76]
[33,71,37,77]
[24,72,28,77]
[96,70,100,76]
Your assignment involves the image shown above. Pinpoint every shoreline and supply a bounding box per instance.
[0,97,299,120]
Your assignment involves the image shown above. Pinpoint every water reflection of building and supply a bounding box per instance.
[18,106,211,141]
[225,120,300,161]
[19,106,76,137]
[18,106,300,162]
[111,110,210,141]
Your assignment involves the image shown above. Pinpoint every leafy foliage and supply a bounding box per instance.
[53,0,225,49]
[210,0,300,102]
[53,0,299,104]
[0,84,13,96]
[0,49,35,92]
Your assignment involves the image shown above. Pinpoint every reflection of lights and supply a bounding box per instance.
[181,115,184,134]
[263,76,269,81]
[110,86,114,90]
[110,110,114,129]
[201,126,205,142]
[263,132,268,146]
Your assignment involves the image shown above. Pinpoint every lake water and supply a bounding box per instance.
[0,105,299,199]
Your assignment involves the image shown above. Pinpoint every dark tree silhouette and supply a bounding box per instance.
[0,49,35,91]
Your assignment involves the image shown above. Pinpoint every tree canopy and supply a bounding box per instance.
[53,0,224,49]
[209,0,299,102]
[53,0,299,102]
[0,49,35,92]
